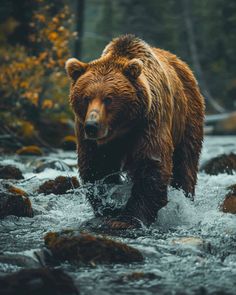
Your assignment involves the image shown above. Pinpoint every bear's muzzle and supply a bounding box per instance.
[84,110,108,140]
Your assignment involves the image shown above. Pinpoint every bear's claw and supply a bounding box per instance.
[105,215,142,230]
[79,215,142,234]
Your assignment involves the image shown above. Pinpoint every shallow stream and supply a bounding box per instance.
[0,136,236,295]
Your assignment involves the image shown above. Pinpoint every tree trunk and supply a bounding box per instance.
[74,0,85,59]
[182,0,225,113]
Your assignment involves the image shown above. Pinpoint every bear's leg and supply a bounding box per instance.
[119,158,170,226]
[106,159,172,229]
[78,141,124,217]
[171,124,203,198]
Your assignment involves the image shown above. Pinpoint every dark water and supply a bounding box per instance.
[0,136,236,295]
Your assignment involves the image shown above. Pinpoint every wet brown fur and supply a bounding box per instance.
[66,35,205,225]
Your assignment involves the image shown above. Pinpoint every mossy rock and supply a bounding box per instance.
[16,145,43,156]
[61,135,77,151]
[6,184,28,197]
[44,230,143,265]
[0,185,33,218]
[221,184,236,214]
[201,153,236,175]
[0,165,24,180]
[0,268,79,295]
[38,176,79,195]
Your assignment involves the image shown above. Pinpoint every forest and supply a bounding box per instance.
[1,0,236,153]
[0,1,236,295]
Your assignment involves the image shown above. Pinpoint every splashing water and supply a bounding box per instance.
[0,136,236,295]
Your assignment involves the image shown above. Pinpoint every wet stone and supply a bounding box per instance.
[0,184,33,218]
[0,268,79,295]
[201,153,236,175]
[0,165,24,180]
[221,184,236,214]
[222,195,236,214]
[16,145,43,156]
[6,184,28,197]
[38,176,79,195]
[61,135,77,151]
[43,230,143,265]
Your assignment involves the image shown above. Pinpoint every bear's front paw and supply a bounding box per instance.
[105,215,142,230]
[79,215,143,235]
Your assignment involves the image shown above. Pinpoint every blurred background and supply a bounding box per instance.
[0,0,236,153]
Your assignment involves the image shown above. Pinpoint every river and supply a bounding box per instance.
[0,136,236,295]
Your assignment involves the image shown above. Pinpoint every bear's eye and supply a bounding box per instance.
[103,97,112,106]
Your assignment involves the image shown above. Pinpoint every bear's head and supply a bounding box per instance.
[66,57,150,144]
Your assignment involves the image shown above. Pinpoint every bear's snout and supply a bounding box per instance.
[84,110,108,140]
[84,97,109,141]
[84,115,99,139]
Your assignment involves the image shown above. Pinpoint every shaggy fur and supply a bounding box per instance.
[66,35,205,226]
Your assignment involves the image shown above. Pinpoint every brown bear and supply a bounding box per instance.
[66,35,205,229]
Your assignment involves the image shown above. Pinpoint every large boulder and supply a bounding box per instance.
[0,184,33,218]
[0,165,24,180]
[221,184,236,214]
[44,230,143,265]
[38,176,79,195]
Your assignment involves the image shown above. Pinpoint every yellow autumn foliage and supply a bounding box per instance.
[19,121,36,138]
[0,0,76,120]
[42,99,54,110]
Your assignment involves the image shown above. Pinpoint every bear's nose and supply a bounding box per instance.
[84,120,99,138]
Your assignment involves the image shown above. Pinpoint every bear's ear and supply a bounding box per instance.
[65,58,88,81]
[123,59,143,80]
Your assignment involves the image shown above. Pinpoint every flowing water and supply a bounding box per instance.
[0,136,236,295]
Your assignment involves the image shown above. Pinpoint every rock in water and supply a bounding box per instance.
[221,184,236,214]
[16,145,43,156]
[0,165,24,180]
[44,230,143,265]
[7,184,28,197]
[0,185,33,218]
[38,176,79,195]
[201,153,236,175]
[61,135,77,151]
[0,268,79,295]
